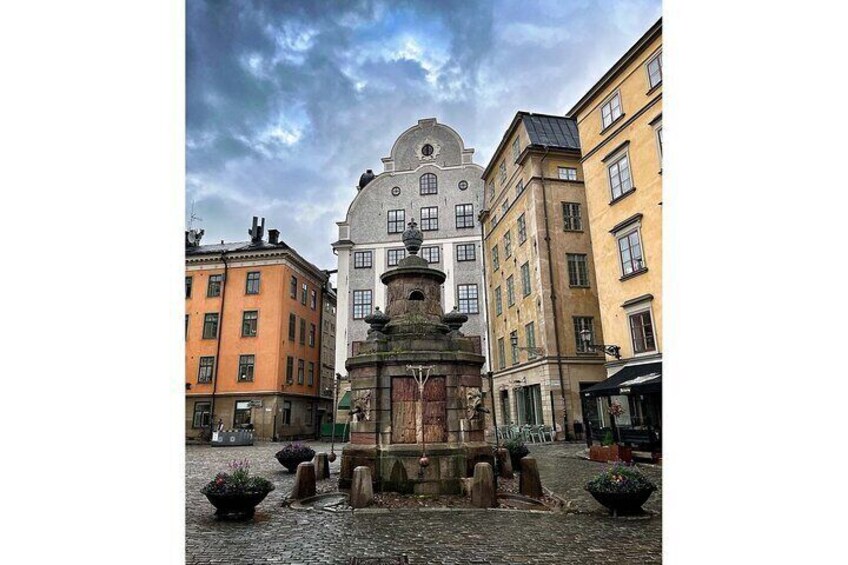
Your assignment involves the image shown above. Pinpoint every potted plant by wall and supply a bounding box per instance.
[504,436,530,470]
[585,463,656,516]
[588,402,633,463]
[201,459,275,520]
[274,443,316,473]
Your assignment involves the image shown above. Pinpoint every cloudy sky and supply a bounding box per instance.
[187,0,661,271]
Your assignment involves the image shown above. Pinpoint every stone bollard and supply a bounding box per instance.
[470,462,496,508]
[350,466,374,509]
[495,448,514,479]
[313,452,330,481]
[519,457,543,499]
[290,461,316,500]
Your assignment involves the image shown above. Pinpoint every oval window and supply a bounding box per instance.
[422,144,434,156]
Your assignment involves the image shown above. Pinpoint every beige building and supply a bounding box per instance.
[480,112,607,439]
[567,19,662,439]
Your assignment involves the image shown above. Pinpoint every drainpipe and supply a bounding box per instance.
[478,207,500,476]
[208,252,228,437]
[539,147,573,440]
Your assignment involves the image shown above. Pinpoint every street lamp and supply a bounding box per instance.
[509,333,545,359]
[579,328,622,359]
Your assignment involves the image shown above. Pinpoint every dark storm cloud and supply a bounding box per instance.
[186,0,661,270]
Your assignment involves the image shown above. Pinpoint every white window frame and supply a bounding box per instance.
[646,51,662,89]
[557,167,578,181]
[607,150,633,201]
[601,91,623,129]
[622,296,658,356]
[615,224,647,277]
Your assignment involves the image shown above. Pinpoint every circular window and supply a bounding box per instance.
[391,186,401,196]
[421,144,434,156]
[458,180,468,191]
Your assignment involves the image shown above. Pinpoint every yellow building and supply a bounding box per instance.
[566,18,662,446]
[480,112,607,439]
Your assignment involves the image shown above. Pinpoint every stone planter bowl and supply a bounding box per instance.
[204,490,272,520]
[587,487,655,516]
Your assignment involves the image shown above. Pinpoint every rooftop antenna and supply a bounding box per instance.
[188,200,203,230]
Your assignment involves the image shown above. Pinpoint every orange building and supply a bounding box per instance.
[185,217,332,440]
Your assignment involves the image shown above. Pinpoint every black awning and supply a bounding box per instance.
[582,362,662,397]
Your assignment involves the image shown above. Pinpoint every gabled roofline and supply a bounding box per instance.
[566,17,662,118]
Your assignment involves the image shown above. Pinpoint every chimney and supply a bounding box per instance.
[248,216,266,244]
[268,229,280,245]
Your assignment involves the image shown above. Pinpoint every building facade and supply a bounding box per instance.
[185,218,332,441]
[567,19,662,438]
[319,287,337,421]
[333,118,489,408]
[480,113,607,439]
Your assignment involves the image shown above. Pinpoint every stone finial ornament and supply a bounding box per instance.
[442,306,468,333]
[402,219,423,255]
[364,307,390,338]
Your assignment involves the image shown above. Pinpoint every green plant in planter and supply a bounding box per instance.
[601,429,615,446]
[201,459,275,497]
[274,443,316,473]
[586,463,656,494]
[504,437,530,469]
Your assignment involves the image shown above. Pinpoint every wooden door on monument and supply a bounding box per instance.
[391,376,447,444]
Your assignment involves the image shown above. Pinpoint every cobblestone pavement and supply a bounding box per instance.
[186,441,661,564]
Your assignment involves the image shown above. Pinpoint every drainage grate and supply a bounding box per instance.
[348,557,409,565]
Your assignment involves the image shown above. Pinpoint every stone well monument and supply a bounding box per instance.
[339,219,492,495]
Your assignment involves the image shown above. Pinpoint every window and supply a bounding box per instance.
[310,289,317,310]
[192,401,211,428]
[491,244,500,270]
[647,51,662,88]
[501,199,509,218]
[308,362,315,386]
[185,276,192,299]
[387,209,405,233]
[419,173,438,195]
[497,338,506,370]
[567,254,590,287]
[290,276,297,299]
[573,317,595,353]
[455,204,474,229]
[420,206,439,231]
[309,323,316,347]
[655,125,663,165]
[499,161,507,185]
[506,276,515,307]
[608,154,633,200]
[503,232,512,258]
[515,180,524,196]
[495,287,503,316]
[457,284,479,314]
[525,322,537,359]
[422,144,434,156]
[282,401,292,425]
[618,230,645,275]
[629,311,656,353]
[601,92,623,129]
[185,314,189,340]
[488,181,495,200]
[288,313,296,341]
[202,313,219,339]
[301,283,308,305]
[354,251,372,269]
[517,214,527,244]
[456,243,476,262]
[207,274,222,297]
[387,248,406,267]
[242,310,258,337]
[562,202,583,231]
[520,262,531,296]
[237,355,255,382]
[245,271,260,294]
[353,290,372,319]
[299,318,306,345]
[197,356,214,383]
[421,246,440,264]
[234,400,252,427]
[286,356,294,383]
[512,138,520,160]
[558,167,578,181]
[510,330,519,365]
[297,359,305,384]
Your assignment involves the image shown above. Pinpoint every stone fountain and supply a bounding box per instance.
[339,219,492,495]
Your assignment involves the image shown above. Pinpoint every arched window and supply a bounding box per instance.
[409,290,425,301]
[419,173,438,195]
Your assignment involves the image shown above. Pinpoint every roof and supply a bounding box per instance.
[581,362,662,397]
[481,111,581,179]
[567,18,662,117]
[185,240,289,256]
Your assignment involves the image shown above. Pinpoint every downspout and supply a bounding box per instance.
[539,147,573,440]
[478,207,500,473]
[208,252,228,436]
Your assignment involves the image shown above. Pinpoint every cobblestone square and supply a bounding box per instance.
[186,441,662,564]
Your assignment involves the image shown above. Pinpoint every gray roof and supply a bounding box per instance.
[523,114,581,150]
[185,240,289,256]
